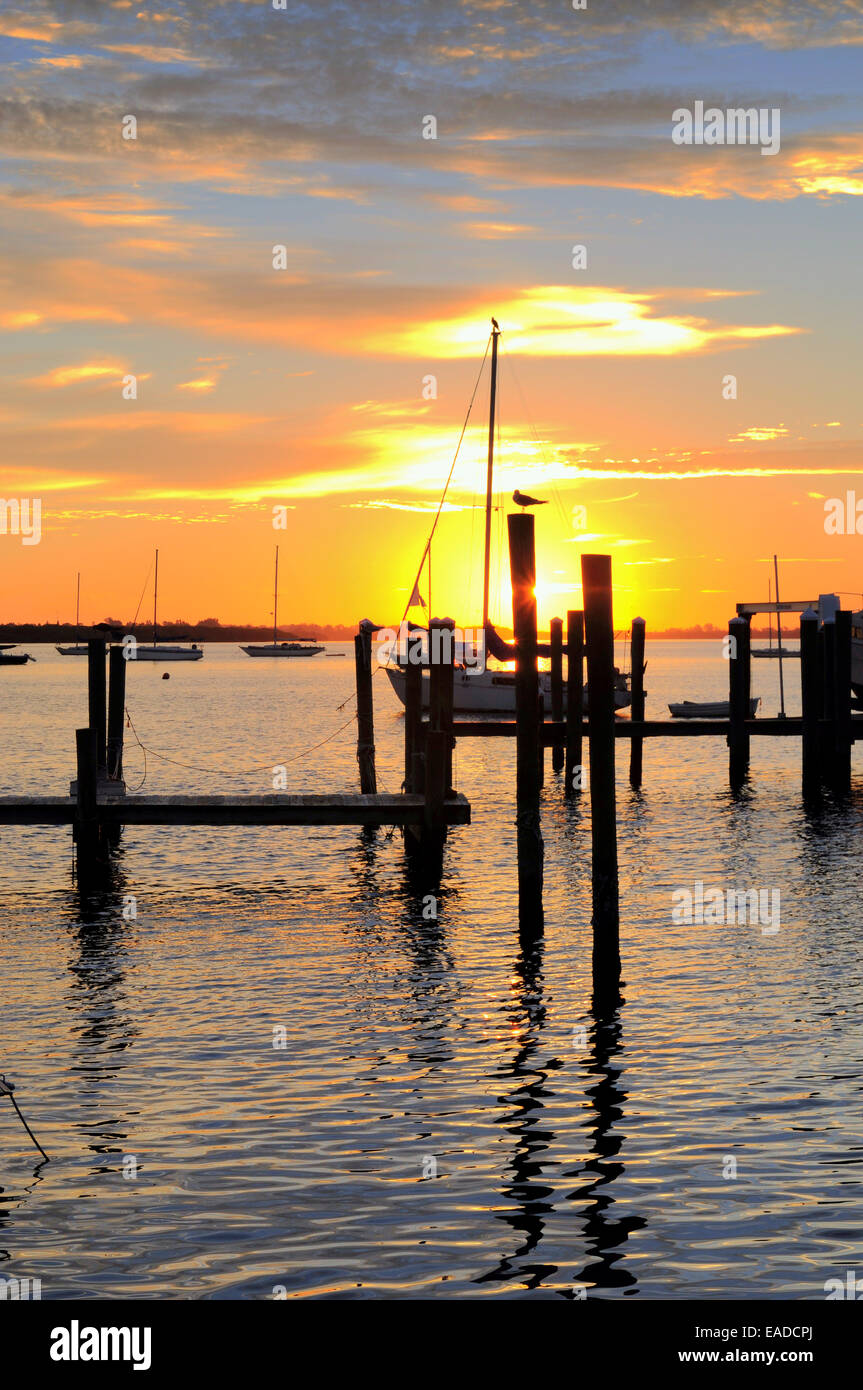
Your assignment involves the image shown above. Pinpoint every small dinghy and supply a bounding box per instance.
[668,697,760,719]
[0,644,34,666]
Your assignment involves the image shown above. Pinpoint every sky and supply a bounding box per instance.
[1,0,862,631]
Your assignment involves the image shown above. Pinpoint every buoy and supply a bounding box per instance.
[162,672,169,680]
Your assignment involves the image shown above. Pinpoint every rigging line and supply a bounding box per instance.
[122,706,357,778]
[398,335,492,632]
[130,558,155,629]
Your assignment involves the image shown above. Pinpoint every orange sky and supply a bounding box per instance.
[1,2,862,630]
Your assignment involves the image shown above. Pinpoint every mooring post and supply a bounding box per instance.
[354,623,377,794]
[75,725,100,877]
[800,610,820,797]
[550,617,564,773]
[537,693,545,789]
[508,513,544,929]
[728,615,750,787]
[87,638,107,780]
[581,554,620,982]
[565,609,584,796]
[424,618,455,845]
[629,616,646,788]
[107,645,126,781]
[833,609,852,797]
[403,634,424,794]
[821,617,836,789]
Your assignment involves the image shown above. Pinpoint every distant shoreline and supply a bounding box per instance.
[0,624,794,644]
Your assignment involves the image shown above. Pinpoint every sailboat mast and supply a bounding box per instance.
[153,549,159,645]
[273,546,279,645]
[482,320,500,631]
[774,553,786,718]
[75,572,80,641]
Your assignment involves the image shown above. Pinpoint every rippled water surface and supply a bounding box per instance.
[2,641,862,1300]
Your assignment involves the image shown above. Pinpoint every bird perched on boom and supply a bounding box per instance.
[512,489,548,510]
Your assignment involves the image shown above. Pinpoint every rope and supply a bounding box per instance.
[1,1078,49,1162]
[122,706,358,779]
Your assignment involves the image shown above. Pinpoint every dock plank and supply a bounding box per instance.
[0,793,471,828]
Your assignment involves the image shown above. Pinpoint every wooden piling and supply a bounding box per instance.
[550,617,564,773]
[508,514,544,927]
[565,610,584,796]
[728,615,751,786]
[537,693,545,789]
[75,726,99,876]
[87,639,107,778]
[833,609,852,796]
[403,636,424,794]
[821,618,836,789]
[107,645,126,781]
[354,625,377,794]
[423,619,455,850]
[581,554,620,978]
[629,616,646,788]
[800,610,820,797]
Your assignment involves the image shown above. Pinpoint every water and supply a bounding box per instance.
[2,641,862,1300]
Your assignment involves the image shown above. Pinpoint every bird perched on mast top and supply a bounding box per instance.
[512,489,548,511]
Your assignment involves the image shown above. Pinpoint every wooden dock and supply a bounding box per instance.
[2,631,469,879]
[452,716,863,741]
[0,792,470,828]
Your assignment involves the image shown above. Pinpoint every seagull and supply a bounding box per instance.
[512,489,549,511]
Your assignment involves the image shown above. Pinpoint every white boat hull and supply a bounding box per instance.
[133,645,203,662]
[241,643,324,657]
[385,666,631,714]
[55,645,89,656]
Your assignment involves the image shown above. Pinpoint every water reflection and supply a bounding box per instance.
[475,934,556,1289]
[568,1006,644,1292]
[62,847,138,1171]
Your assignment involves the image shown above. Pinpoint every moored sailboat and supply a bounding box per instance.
[56,572,89,655]
[134,550,203,661]
[384,319,631,715]
[241,546,324,657]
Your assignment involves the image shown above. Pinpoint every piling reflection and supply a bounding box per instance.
[62,846,138,1170]
[474,933,556,1289]
[568,1004,644,1292]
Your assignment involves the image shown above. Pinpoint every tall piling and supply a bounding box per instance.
[629,616,646,788]
[581,554,620,988]
[833,609,852,796]
[728,615,751,787]
[422,618,455,858]
[75,726,100,878]
[107,645,126,782]
[508,514,544,931]
[354,624,377,794]
[800,610,820,798]
[550,617,564,774]
[87,639,107,780]
[821,617,836,789]
[403,634,424,795]
[565,610,584,796]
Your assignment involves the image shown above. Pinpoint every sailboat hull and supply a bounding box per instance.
[134,646,203,662]
[56,645,89,656]
[385,666,631,714]
[241,644,324,657]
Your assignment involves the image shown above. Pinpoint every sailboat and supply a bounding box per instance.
[0,644,34,666]
[240,546,324,657]
[56,572,89,655]
[384,320,631,714]
[134,550,203,661]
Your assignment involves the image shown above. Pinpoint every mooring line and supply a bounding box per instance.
[0,1076,49,1162]
[123,707,358,779]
